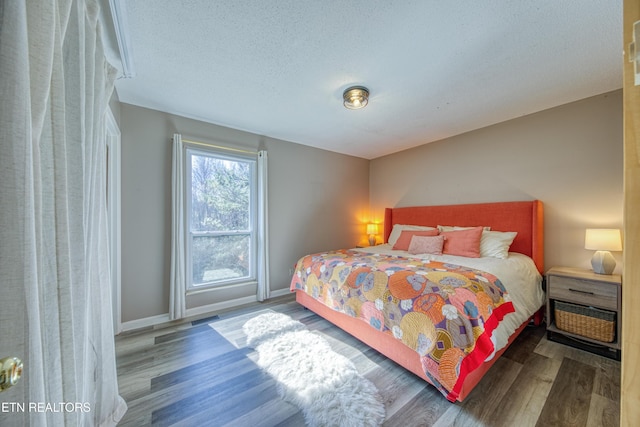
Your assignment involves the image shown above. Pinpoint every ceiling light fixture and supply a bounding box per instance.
[343,86,369,110]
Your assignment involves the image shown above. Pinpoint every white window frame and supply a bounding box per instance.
[184,145,258,291]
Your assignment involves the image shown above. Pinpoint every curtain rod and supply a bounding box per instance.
[180,137,258,155]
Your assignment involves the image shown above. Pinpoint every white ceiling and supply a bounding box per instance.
[114,1,623,160]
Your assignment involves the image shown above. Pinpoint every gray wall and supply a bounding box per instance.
[370,90,623,273]
[119,89,623,323]
[120,104,369,322]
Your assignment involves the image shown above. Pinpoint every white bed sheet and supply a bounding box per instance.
[353,244,545,357]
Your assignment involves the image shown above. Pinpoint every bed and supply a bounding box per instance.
[290,200,545,402]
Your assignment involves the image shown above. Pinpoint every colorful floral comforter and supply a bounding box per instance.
[289,249,515,402]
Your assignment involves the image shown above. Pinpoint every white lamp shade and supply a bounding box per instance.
[366,223,379,235]
[584,229,622,251]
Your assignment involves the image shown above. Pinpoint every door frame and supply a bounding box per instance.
[105,107,122,335]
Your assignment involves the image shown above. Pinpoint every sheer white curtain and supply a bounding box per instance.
[257,150,270,301]
[0,0,126,425]
[170,134,187,320]
[169,139,270,315]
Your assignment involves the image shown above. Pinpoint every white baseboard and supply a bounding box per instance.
[119,291,293,333]
[120,313,171,333]
[269,288,292,298]
[185,295,257,318]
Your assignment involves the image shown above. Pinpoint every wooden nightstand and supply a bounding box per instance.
[546,266,622,360]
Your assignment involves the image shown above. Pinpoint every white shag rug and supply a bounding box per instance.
[242,312,386,427]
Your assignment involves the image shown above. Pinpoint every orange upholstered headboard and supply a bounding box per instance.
[383,200,544,273]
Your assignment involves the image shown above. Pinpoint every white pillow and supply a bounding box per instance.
[388,224,437,246]
[480,231,517,259]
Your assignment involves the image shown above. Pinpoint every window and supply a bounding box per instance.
[185,147,257,289]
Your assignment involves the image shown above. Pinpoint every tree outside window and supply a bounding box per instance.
[187,149,256,288]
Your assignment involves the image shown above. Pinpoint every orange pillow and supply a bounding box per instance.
[440,226,483,257]
[392,229,439,251]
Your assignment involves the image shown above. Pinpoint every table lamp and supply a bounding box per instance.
[584,228,622,275]
[367,223,378,246]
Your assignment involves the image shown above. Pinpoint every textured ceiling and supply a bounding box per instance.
[114,1,623,159]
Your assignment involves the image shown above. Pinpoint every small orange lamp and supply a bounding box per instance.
[367,223,379,246]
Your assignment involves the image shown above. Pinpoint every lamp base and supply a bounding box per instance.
[591,250,616,275]
[368,235,376,246]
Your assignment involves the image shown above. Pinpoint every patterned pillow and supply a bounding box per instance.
[408,235,445,255]
[393,229,440,251]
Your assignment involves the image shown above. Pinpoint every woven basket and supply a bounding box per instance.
[554,301,615,343]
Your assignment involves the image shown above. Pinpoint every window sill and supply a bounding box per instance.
[186,280,258,296]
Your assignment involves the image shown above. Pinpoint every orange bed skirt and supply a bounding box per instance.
[295,290,535,402]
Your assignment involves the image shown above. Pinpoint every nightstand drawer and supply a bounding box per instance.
[548,275,617,310]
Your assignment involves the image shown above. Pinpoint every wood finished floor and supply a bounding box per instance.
[115,296,620,426]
